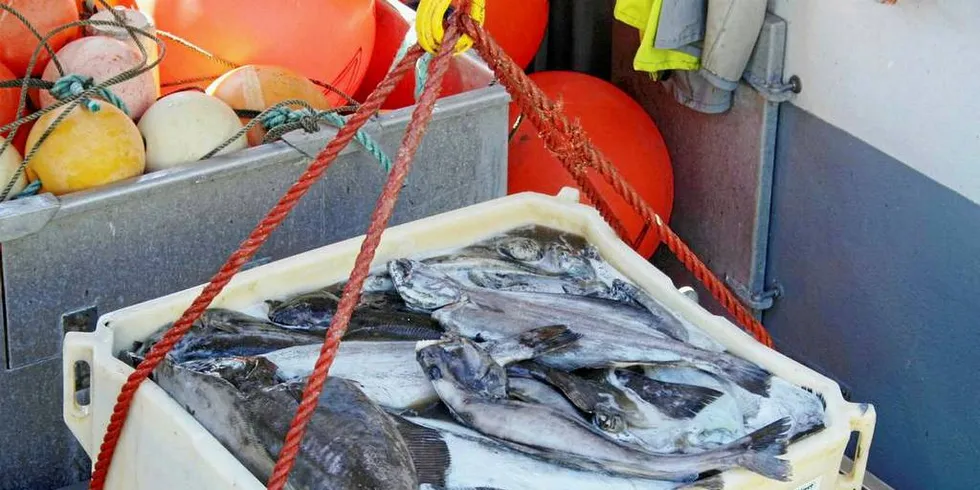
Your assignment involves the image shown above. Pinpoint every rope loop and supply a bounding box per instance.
[415,0,485,55]
[50,74,130,116]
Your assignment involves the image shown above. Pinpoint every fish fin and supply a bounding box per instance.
[716,355,772,396]
[652,382,725,420]
[679,474,724,490]
[615,369,724,419]
[393,417,450,487]
[730,418,793,481]
[517,325,583,356]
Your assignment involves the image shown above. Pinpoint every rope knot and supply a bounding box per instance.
[50,74,130,115]
[259,107,321,134]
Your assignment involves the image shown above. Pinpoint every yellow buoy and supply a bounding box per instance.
[26,103,146,196]
[138,91,248,173]
[0,144,28,200]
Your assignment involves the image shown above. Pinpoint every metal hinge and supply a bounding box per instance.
[724,275,783,311]
[742,13,802,103]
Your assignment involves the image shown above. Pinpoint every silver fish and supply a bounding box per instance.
[416,336,793,483]
[130,308,324,364]
[398,415,690,490]
[390,259,772,396]
[261,341,438,410]
[153,357,419,490]
[264,286,444,341]
[613,280,725,352]
[259,326,581,410]
[507,361,641,433]
[642,364,826,442]
[607,369,745,454]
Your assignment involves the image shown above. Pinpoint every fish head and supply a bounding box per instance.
[416,338,507,398]
[177,356,282,393]
[496,236,545,262]
[540,243,596,279]
[388,258,464,310]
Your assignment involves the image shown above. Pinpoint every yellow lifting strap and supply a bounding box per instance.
[416,0,487,55]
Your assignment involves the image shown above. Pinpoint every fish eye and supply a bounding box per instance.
[427,365,442,381]
[595,413,625,433]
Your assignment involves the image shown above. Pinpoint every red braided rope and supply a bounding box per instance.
[86,43,427,490]
[263,21,463,490]
[459,16,774,347]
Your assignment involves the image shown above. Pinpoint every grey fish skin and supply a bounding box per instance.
[613,280,725,352]
[506,377,584,421]
[417,337,793,482]
[507,361,640,434]
[153,358,419,490]
[265,287,445,341]
[390,259,772,396]
[132,308,324,364]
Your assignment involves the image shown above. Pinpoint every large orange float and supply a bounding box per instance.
[0,0,80,77]
[0,62,19,132]
[140,0,377,106]
[507,71,674,258]
[483,0,549,69]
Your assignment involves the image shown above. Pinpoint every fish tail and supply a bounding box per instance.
[712,354,772,396]
[678,474,724,490]
[393,417,450,487]
[729,417,793,481]
[517,325,583,356]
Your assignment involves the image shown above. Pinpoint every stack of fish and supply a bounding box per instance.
[125,225,826,490]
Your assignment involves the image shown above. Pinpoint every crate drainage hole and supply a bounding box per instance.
[74,360,91,407]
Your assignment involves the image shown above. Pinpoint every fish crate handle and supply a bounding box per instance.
[63,333,97,455]
[837,402,877,490]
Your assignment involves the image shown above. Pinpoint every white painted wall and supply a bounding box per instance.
[768,0,980,203]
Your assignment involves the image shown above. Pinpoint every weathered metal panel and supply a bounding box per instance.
[0,87,508,369]
[610,18,783,319]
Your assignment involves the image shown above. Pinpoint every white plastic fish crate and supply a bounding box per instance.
[62,188,876,490]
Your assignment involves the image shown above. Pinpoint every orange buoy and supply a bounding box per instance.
[26,103,145,195]
[507,71,673,258]
[0,0,80,77]
[143,0,376,106]
[1,61,20,132]
[483,0,549,70]
[39,36,158,120]
[206,64,333,146]
[353,0,416,109]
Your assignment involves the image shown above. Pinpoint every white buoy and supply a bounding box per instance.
[0,144,28,200]
[138,91,248,173]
